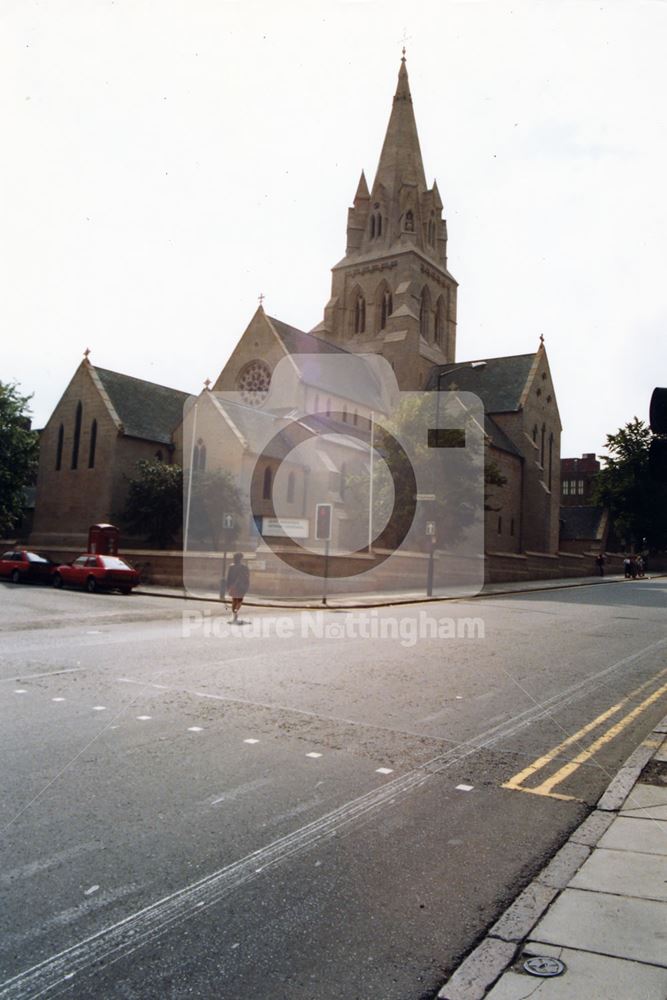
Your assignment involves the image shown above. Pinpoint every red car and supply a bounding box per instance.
[0,549,56,584]
[53,554,140,594]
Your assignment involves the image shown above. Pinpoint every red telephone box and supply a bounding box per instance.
[88,523,120,555]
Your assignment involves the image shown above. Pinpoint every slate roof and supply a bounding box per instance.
[559,506,607,541]
[268,317,347,356]
[267,316,388,410]
[426,354,536,414]
[95,367,190,445]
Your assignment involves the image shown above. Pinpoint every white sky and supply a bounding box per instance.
[2,0,666,457]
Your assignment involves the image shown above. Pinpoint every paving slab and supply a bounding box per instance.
[653,738,667,763]
[620,782,667,820]
[597,815,667,856]
[485,946,667,1000]
[530,888,667,967]
[569,847,667,902]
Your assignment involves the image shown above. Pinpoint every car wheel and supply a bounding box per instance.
[120,587,131,595]
[11,569,21,584]
[86,576,97,593]
[53,573,63,589]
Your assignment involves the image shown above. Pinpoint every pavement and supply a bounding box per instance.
[437,713,667,1000]
[135,571,647,608]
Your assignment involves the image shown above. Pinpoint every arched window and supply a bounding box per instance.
[434,296,445,345]
[55,423,64,471]
[71,402,82,469]
[405,210,414,232]
[354,294,366,334]
[193,438,206,474]
[88,419,97,468]
[532,425,538,445]
[377,213,382,236]
[548,432,554,490]
[353,410,358,426]
[155,450,164,462]
[370,215,375,239]
[380,288,393,330]
[342,405,347,423]
[287,471,295,504]
[427,215,435,245]
[419,287,431,339]
[262,466,272,500]
[540,424,546,467]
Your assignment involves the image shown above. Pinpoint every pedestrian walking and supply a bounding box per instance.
[624,557,632,579]
[595,552,606,576]
[225,552,250,624]
[630,556,638,580]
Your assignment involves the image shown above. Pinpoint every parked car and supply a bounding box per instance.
[0,549,56,584]
[53,554,140,594]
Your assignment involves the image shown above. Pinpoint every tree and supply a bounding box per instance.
[592,417,667,551]
[187,469,245,550]
[123,460,183,548]
[0,382,39,535]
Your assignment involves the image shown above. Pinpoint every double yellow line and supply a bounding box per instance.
[502,668,667,801]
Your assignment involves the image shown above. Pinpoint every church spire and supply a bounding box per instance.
[372,54,427,202]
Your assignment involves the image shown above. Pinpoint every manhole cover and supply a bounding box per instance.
[523,956,566,978]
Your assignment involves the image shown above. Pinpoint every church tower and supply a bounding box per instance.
[312,55,458,389]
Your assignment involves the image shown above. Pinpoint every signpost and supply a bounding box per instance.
[315,503,333,605]
[220,513,235,599]
[425,521,436,597]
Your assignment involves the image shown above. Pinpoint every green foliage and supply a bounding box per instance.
[0,382,39,535]
[123,460,183,548]
[592,417,667,551]
[188,469,245,550]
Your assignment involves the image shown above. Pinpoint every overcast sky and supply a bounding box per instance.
[2,0,666,457]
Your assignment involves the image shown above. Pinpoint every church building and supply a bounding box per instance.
[30,56,561,564]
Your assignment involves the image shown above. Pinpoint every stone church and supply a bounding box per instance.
[31,56,561,561]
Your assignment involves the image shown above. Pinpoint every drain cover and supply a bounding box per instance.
[523,956,566,978]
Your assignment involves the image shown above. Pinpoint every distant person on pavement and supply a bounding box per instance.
[595,553,605,576]
[624,557,632,579]
[226,552,249,624]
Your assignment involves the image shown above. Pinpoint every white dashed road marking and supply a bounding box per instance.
[456,784,474,791]
[376,768,393,775]
[243,738,259,744]
[306,752,322,759]
[187,727,203,733]
[136,716,151,721]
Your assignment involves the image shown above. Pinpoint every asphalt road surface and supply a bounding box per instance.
[1,577,666,999]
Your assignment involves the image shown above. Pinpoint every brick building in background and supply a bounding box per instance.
[560,452,600,506]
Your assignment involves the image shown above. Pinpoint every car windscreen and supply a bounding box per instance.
[26,553,50,563]
[99,557,132,570]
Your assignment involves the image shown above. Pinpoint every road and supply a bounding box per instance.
[0,577,666,999]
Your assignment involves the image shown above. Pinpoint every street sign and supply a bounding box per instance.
[416,493,436,501]
[315,503,333,541]
[262,517,309,538]
[222,514,234,530]
[425,521,436,536]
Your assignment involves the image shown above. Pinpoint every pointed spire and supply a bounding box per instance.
[354,170,370,203]
[372,55,427,200]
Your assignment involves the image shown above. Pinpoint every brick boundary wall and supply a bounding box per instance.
[4,541,662,594]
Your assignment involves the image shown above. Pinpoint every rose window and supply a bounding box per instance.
[237,360,271,406]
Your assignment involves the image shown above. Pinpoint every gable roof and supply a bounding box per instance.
[268,316,348,356]
[93,366,190,444]
[427,354,537,414]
